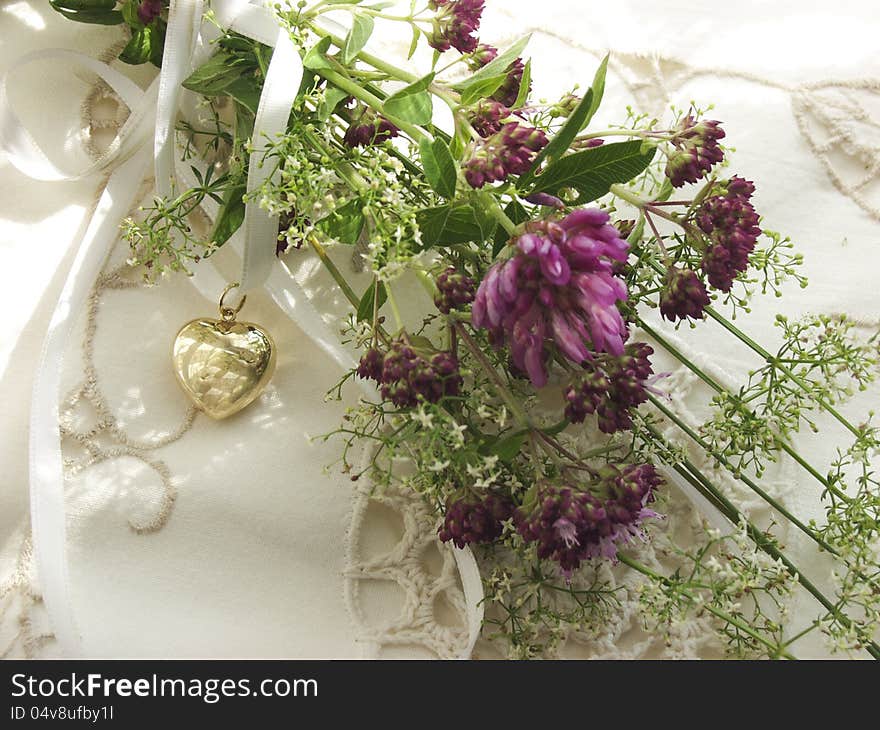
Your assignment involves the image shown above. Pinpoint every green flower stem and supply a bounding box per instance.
[636,319,848,528]
[530,432,550,475]
[575,129,662,142]
[314,67,426,140]
[635,272,852,504]
[301,127,370,192]
[643,315,852,506]
[414,268,438,299]
[453,321,531,428]
[305,234,360,308]
[639,375,841,555]
[484,193,517,236]
[297,236,389,345]
[616,177,866,442]
[646,395,880,659]
[643,210,671,264]
[647,383,880,607]
[704,306,864,440]
[385,284,405,331]
[308,22,461,110]
[309,24,419,84]
[358,10,422,23]
[610,183,702,238]
[617,553,797,660]
[534,431,600,476]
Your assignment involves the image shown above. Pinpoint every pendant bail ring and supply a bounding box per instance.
[218,282,246,321]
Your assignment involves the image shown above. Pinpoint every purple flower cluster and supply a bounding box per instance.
[492,57,528,107]
[464,122,548,188]
[524,192,564,208]
[470,43,498,67]
[434,267,476,314]
[467,44,528,108]
[665,116,726,188]
[471,208,629,388]
[564,343,654,433]
[343,111,399,148]
[516,484,606,572]
[468,99,509,138]
[428,0,484,54]
[516,464,661,573]
[137,0,163,24]
[659,267,711,321]
[697,176,761,291]
[356,342,463,408]
[439,493,514,548]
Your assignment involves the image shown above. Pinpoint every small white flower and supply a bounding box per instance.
[412,407,434,429]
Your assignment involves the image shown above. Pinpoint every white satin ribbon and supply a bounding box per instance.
[9,0,484,658]
[235,28,301,301]
[155,0,204,199]
[29,147,154,655]
[0,49,155,181]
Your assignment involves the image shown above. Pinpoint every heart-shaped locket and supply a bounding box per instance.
[172,287,276,419]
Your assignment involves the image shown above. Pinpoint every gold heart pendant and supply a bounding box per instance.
[172,285,276,420]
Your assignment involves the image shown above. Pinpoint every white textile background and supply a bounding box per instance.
[1,1,879,658]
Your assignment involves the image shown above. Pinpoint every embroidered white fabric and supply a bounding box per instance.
[2,0,880,658]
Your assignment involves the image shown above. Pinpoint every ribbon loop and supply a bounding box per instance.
[154,0,204,199]
[0,49,155,181]
[236,28,303,301]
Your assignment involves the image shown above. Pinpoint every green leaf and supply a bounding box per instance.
[512,58,531,108]
[50,0,117,8]
[53,9,123,23]
[149,19,166,67]
[342,13,374,64]
[452,34,530,92]
[481,430,527,463]
[517,88,593,190]
[318,198,365,245]
[356,280,387,322]
[119,26,155,65]
[526,140,656,205]
[515,55,608,189]
[459,74,508,106]
[417,204,486,248]
[407,24,420,60]
[401,74,436,95]
[232,103,255,156]
[303,36,333,71]
[183,51,262,112]
[224,76,262,115]
[492,199,528,256]
[120,0,141,27]
[183,51,238,94]
[218,35,258,53]
[211,181,246,248]
[254,44,273,77]
[319,84,349,121]
[50,0,122,24]
[419,137,457,199]
[583,53,609,131]
[383,73,435,126]
[540,421,569,437]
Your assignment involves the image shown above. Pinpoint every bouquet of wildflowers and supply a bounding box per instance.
[54,0,880,658]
